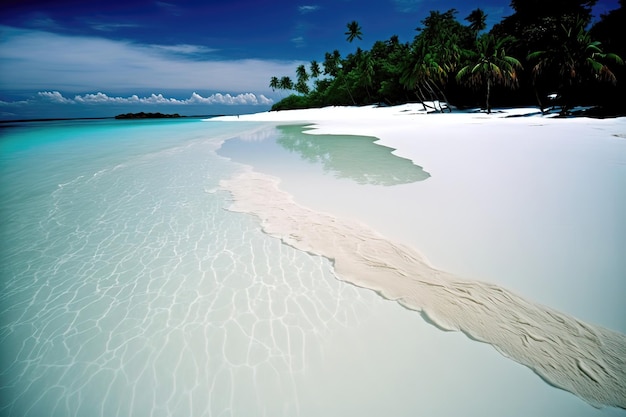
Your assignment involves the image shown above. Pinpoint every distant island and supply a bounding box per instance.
[115,112,181,119]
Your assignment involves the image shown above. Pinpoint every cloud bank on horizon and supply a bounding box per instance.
[0,25,293,119]
[0,90,272,119]
[34,91,272,106]
[0,90,275,120]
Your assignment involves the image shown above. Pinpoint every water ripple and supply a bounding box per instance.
[1,135,371,417]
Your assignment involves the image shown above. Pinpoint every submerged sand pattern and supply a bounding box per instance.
[221,169,626,409]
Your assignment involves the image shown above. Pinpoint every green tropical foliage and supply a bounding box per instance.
[527,18,623,114]
[457,34,522,113]
[295,64,310,95]
[492,0,598,55]
[309,60,321,78]
[345,21,363,43]
[278,76,293,92]
[269,76,279,92]
[270,2,624,115]
[399,9,468,112]
[465,8,487,38]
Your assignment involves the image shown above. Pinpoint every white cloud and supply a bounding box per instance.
[291,36,305,48]
[37,91,74,104]
[33,91,272,106]
[148,44,218,55]
[188,92,273,105]
[0,26,300,95]
[0,98,30,106]
[299,5,320,14]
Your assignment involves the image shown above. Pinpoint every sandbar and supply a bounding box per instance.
[210,105,626,409]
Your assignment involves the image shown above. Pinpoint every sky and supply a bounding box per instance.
[0,0,621,120]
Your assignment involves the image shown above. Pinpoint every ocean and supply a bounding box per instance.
[0,118,623,416]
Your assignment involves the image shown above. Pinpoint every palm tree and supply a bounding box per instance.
[323,50,342,77]
[310,60,321,78]
[401,51,453,112]
[401,9,465,112]
[465,8,487,38]
[295,64,310,95]
[345,21,363,43]
[377,36,411,104]
[456,34,522,114]
[278,76,294,92]
[322,50,356,104]
[269,76,279,92]
[527,17,623,114]
[357,51,375,102]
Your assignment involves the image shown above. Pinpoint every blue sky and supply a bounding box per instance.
[0,0,620,120]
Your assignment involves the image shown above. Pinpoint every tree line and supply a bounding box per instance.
[269,0,625,115]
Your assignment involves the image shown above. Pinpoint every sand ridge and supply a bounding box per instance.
[212,104,626,408]
[220,168,626,409]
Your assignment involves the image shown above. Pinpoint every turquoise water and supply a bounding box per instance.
[0,119,375,416]
[1,119,622,417]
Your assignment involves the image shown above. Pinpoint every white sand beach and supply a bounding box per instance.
[211,105,626,410]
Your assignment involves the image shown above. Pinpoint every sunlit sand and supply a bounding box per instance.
[211,104,626,409]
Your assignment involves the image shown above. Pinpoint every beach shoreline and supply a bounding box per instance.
[210,105,626,409]
[209,104,626,329]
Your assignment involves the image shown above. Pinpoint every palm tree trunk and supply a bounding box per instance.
[423,80,443,113]
[415,85,433,111]
[346,84,356,105]
[486,78,491,114]
[560,84,572,116]
[432,80,452,113]
[533,86,545,114]
[343,78,356,105]
[415,87,427,111]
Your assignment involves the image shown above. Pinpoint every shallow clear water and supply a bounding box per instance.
[0,119,372,416]
[1,119,622,417]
